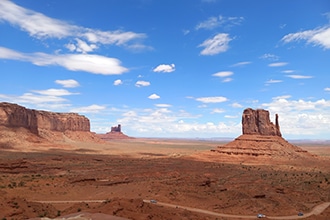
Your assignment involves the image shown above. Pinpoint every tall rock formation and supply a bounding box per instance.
[212,108,312,160]
[0,102,90,135]
[242,108,281,136]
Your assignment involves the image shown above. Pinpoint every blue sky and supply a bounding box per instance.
[0,0,330,139]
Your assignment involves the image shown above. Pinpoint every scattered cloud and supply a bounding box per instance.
[148,93,160,99]
[116,107,240,137]
[325,87,330,92]
[153,64,175,73]
[55,79,80,88]
[272,95,292,100]
[199,33,232,55]
[195,96,228,103]
[65,38,98,53]
[224,115,238,119]
[0,1,148,50]
[113,79,123,86]
[222,78,233,83]
[282,70,295,74]
[195,15,244,30]
[135,80,151,87]
[259,53,279,61]
[212,71,233,77]
[211,108,225,114]
[268,62,288,67]
[265,79,283,84]
[212,71,233,83]
[182,29,190,35]
[281,26,330,49]
[286,75,313,79]
[279,24,287,29]
[261,98,330,138]
[0,47,128,75]
[231,102,243,108]
[155,104,172,108]
[0,92,68,110]
[70,104,106,113]
[31,88,78,96]
[231,61,251,67]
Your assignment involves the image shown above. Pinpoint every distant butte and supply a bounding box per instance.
[98,124,133,140]
[213,108,313,159]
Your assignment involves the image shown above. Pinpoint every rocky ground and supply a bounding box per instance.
[0,138,329,220]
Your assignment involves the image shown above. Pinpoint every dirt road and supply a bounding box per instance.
[143,200,330,219]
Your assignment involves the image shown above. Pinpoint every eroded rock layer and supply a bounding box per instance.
[242,108,281,136]
[0,102,90,135]
[213,108,313,159]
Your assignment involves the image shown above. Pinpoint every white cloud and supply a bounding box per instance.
[261,98,330,138]
[195,15,244,30]
[148,94,160,99]
[232,102,243,108]
[115,107,240,137]
[224,115,238,119]
[260,53,279,61]
[281,26,330,49]
[0,1,147,50]
[31,88,78,96]
[212,71,234,82]
[113,79,123,86]
[265,79,283,84]
[211,108,225,114]
[199,33,232,55]
[55,79,80,88]
[231,61,251,67]
[212,71,233,77]
[135,80,150,87]
[286,75,313,79]
[273,95,292,100]
[222,78,233,83]
[268,62,288,67]
[155,104,172,108]
[196,96,228,103]
[325,87,330,92]
[282,70,295,73]
[70,104,106,113]
[153,64,175,73]
[0,47,128,75]
[0,93,68,106]
[66,38,98,53]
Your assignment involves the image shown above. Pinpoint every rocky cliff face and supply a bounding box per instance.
[212,108,313,160]
[242,108,281,136]
[0,102,90,135]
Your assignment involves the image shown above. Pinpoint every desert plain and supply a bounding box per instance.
[0,137,330,220]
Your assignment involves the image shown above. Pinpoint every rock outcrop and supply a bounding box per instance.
[0,102,90,135]
[213,108,313,160]
[98,124,133,140]
[242,108,281,136]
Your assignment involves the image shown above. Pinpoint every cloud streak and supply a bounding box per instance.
[0,47,128,75]
[55,79,80,88]
[195,96,228,103]
[199,33,232,55]
[0,0,148,50]
[195,15,244,30]
[282,26,330,49]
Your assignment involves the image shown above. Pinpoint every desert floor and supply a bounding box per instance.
[0,138,329,220]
